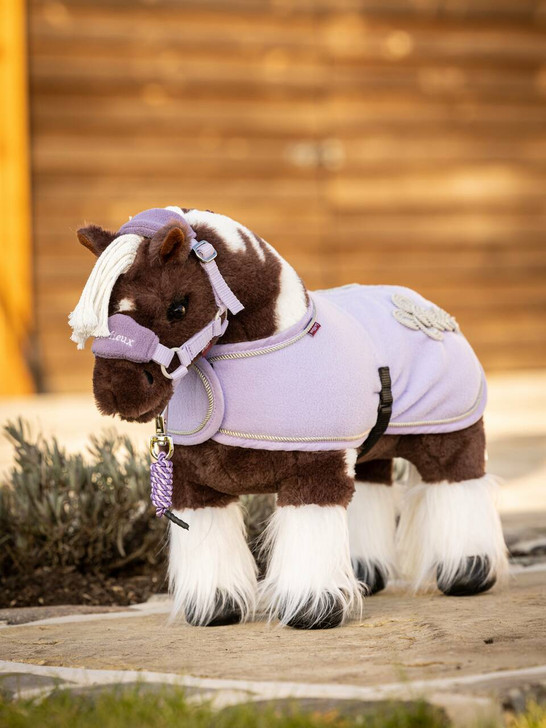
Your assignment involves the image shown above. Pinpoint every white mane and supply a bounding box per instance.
[69,233,143,349]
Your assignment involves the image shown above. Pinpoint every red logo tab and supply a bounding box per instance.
[308,322,321,337]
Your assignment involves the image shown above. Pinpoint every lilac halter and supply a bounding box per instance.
[92,208,244,380]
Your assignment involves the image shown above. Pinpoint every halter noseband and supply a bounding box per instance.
[91,208,244,381]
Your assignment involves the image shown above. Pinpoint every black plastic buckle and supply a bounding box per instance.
[378,367,393,411]
[357,366,393,459]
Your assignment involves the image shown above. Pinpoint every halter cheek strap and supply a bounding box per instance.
[152,237,244,380]
[191,240,244,317]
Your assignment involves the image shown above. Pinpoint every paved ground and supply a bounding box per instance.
[0,370,545,723]
[1,568,544,685]
[0,570,545,725]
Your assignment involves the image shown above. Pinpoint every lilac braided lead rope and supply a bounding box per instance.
[150,451,189,530]
[150,451,172,516]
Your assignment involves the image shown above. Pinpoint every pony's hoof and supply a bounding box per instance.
[353,561,387,595]
[186,595,242,627]
[282,594,345,630]
[437,556,496,597]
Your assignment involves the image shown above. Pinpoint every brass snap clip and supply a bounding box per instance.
[149,415,174,460]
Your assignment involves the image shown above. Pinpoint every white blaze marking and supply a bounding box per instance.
[117,298,135,313]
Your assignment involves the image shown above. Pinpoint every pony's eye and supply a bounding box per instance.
[167,298,188,322]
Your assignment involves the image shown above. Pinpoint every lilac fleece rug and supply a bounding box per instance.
[165,283,486,451]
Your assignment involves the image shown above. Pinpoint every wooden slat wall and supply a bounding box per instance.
[321,8,546,371]
[29,0,546,392]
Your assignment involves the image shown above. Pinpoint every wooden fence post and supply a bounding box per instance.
[0,0,34,395]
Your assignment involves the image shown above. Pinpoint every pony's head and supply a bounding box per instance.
[71,207,308,422]
[72,208,245,422]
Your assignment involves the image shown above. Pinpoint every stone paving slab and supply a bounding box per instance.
[0,599,170,628]
[0,671,73,700]
[0,604,130,627]
[0,569,544,689]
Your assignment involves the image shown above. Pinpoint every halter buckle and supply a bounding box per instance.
[193,240,217,263]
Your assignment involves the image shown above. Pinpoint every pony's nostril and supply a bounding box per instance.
[144,369,154,385]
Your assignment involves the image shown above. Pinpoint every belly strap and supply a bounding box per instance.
[357,367,393,460]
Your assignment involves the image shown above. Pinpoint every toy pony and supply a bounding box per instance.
[70,206,507,630]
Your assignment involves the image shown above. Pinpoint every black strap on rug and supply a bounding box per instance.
[357,366,393,461]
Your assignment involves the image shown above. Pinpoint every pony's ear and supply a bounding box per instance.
[149,222,192,264]
[77,225,117,257]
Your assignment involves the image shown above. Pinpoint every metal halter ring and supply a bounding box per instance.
[149,434,174,460]
[159,309,224,380]
[160,348,187,381]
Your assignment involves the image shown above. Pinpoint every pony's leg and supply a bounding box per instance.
[396,419,508,596]
[168,449,258,627]
[348,459,396,595]
[260,449,362,630]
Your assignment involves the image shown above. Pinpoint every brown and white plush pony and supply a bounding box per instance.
[70,206,508,630]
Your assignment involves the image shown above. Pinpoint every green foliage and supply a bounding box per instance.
[0,419,166,579]
[0,685,450,728]
[508,702,546,728]
[0,419,274,585]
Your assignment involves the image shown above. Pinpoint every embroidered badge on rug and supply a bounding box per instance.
[391,294,460,341]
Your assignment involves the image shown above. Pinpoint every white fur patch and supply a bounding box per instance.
[344,449,358,478]
[259,504,362,626]
[268,250,308,331]
[348,482,397,583]
[169,502,258,625]
[184,208,307,333]
[240,228,266,261]
[396,474,508,590]
[116,298,135,313]
[184,209,265,261]
[165,205,185,217]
